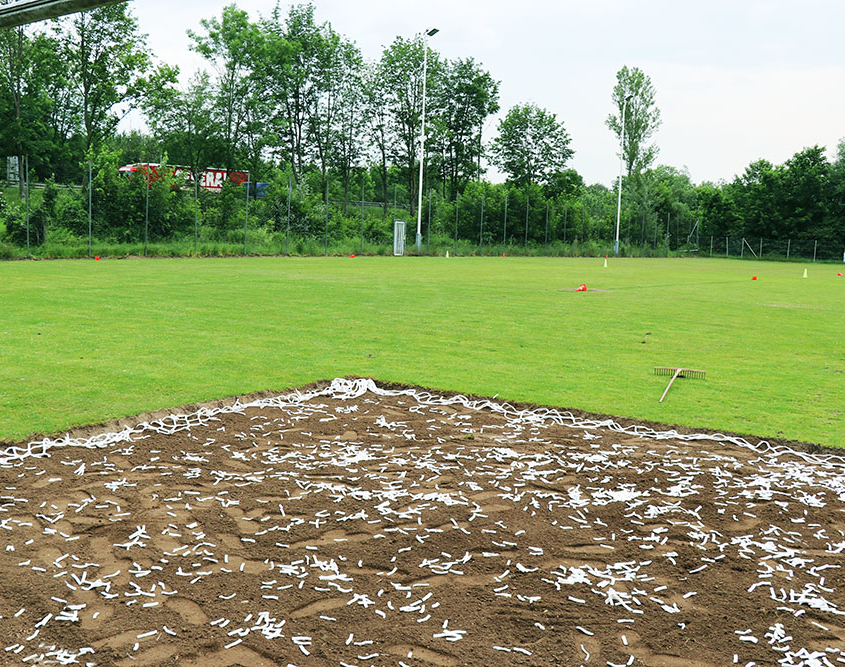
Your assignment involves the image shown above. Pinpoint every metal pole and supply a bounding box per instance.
[479,194,484,252]
[25,155,30,258]
[286,174,291,255]
[709,235,713,257]
[786,238,790,260]
[614,96,630,255]
[144,162,149,257]
[360,179,365,254]
[813,240,817,263]
[582,206,586,243]
[88,159,92,258]
[544,200,549,250]
[563,205,567,244]
[193,169,198,255]
[726,236,728,257]
[759,237,762,258]
[324,181,329,256]
[426,190,431,254]
[524,195,529,246]
[415,29,438,251]
[243,172,250,255]
[502,192,508,255]
[454,192,459,255]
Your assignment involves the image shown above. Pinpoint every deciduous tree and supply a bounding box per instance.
[606,66,661,176]
[490,103,573,186]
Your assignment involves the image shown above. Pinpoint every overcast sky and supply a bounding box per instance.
[128,0,845,187]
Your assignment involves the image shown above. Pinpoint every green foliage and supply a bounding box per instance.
[491,103,574,186]
[64,3,150,150]
[3,2,844,255]
[430,57,500,198]
[606,66,662,176]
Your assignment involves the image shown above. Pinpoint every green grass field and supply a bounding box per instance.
[1,256,843,446]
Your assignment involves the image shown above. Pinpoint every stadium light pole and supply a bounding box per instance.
[614,94,632,255]
[415,27,438,253]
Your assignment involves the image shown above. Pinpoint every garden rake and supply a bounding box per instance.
[654,366,706,402]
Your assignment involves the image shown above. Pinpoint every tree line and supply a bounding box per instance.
[0,1,843,257]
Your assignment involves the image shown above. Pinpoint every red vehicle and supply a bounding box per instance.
[118,163,249,192]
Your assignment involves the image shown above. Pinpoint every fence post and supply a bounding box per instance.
[813,240,817,263]
[502,192,508,256]
[25,155,30,258]
[787,238,790,260]
[544,201,549,252]
[243,172,250,255]
[88,159,93,258]
[193,169,198,256]
[563,205,567,244]
[524,196,529,246]
[324,181,329,256]
[286,175,291,255]
[144,163,150,257]
[479,194,484,252]
[454,192,459,255]
[426,190,431,254]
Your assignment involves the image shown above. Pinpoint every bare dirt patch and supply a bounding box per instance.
[1,378,844,666]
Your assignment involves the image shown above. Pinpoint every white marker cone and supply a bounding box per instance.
[446,251,450,258]
[603,258,608,268]
[802,268,808,278]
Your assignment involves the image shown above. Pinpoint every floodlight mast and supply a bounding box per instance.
[0,0,126,29]
[613,93,632,256]
[415,27,439,253]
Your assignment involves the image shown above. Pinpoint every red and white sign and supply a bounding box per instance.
[118,164,249,192]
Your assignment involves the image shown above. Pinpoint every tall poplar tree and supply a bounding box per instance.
[606,66,661,177]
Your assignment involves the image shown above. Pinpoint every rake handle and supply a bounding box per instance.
[659,367,683,403]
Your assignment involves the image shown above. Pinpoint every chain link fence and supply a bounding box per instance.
[703,236,843,263]
[2,175,844,263]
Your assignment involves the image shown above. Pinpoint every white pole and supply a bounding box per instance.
[614,96,630,255]
[416,28,438,252]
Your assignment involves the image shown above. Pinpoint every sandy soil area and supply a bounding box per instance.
[1,378,844,666]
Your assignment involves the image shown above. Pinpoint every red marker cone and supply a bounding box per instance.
[576,283,587,292]
[752,276,757,280]
[838,273,842,277]
[95,256,100,261]
[349,254,355,258]
[502,252,506,257]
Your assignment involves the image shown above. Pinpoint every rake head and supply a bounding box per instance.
[654,366,706,380]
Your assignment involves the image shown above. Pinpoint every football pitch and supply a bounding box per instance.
[1,255,842,446]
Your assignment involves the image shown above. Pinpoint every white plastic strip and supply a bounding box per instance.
[3,377,843,468]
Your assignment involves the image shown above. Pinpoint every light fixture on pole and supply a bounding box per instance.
[614,93,632,255]
[416,26,438,252]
